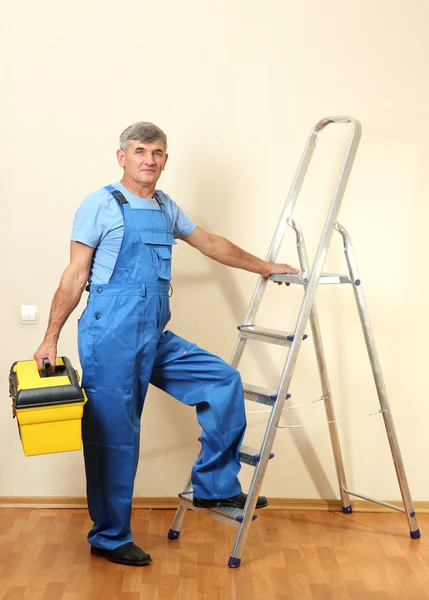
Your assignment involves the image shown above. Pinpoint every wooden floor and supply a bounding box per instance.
[0,508,428,600]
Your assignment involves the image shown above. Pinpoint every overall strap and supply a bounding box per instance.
[86,185,127,292]
[104,185,128,205]
[153,192,164,210]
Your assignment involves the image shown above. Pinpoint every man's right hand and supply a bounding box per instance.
[33,342,57,372]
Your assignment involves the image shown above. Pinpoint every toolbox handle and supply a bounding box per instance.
[41,359,51,378]
[39,358,68,378]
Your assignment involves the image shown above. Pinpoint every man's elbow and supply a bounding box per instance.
[201,234,220,259]
[61,264,89,292]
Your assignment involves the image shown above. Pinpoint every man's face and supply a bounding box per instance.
[117,139,168,187]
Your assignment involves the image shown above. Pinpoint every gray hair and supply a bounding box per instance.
[119,122,167,150]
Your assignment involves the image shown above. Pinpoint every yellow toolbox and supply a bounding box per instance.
[9,357,87,457]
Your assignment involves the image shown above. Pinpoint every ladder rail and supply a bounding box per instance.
[264,117,361,426]
[335,221,420,536]
[290,219,351,510]
[168,472,193,539]
[230,118,362,561]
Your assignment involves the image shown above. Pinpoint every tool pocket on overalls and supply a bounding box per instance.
[139,230,176,281]
[152,245,172,280]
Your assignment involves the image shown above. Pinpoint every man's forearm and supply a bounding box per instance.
[43,266,87,343]
[205,234,270,275]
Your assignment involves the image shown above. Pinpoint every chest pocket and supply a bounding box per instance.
[139,230,177,280]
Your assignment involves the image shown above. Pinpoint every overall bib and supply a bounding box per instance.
[78,186,247,550]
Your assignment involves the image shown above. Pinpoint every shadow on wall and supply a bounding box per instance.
[176,167,337,499]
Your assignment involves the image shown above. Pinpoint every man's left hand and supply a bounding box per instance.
[261,262,299,286]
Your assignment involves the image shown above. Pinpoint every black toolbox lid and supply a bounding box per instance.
[10,357,85,409]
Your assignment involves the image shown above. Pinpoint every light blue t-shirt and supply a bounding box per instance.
[71,181,196,284]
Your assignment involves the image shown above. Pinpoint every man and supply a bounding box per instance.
[34,122,298,567]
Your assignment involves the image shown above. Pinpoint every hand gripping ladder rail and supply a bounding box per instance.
[168,116,420,567]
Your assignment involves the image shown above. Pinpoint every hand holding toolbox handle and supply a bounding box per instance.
[39,358,70,379]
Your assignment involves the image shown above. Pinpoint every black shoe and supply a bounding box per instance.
[193,492,268,510]
[91,542,152,566]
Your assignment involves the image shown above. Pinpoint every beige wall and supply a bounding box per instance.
[1,0,428,502]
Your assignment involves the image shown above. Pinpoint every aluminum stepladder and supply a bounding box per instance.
[168,116,420,568]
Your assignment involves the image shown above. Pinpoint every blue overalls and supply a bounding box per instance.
[78,186,247,550]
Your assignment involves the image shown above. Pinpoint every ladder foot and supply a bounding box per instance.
[228,556,241,568]
[168,529,181,540]
[342,505,352,514]
[410,529,421,539]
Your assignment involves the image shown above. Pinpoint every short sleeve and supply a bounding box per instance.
[71,190,118,248]
[173,204,196,239]
[157,192,196,239]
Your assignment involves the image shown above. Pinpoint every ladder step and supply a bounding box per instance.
[238,325,308,346]
[178,492,257,526]
[243,383,291,407]
[239,444,274,466]
[270,272,351,285]
[198,436,274,466]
